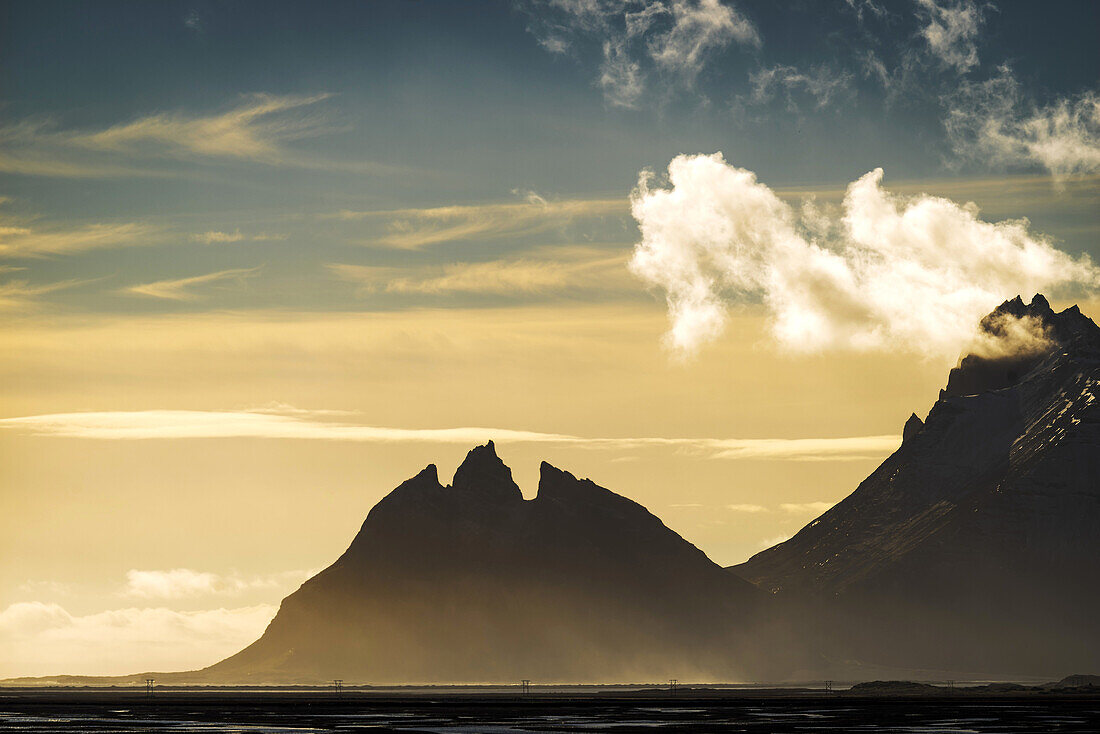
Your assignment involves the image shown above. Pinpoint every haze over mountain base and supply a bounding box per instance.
[203,446,798,684]
[5,295,1097,686]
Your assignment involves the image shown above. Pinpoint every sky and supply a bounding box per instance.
[1,0,1098,678]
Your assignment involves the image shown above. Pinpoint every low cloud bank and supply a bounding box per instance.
[629,153,1100,358]
[125,568,312,600]
[0,601,275,678]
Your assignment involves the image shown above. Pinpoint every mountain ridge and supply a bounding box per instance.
[198,442,783,684]
[731,294,1100,675]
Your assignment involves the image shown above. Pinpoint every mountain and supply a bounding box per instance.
[732,294,1100,676]
[202,443,785,684]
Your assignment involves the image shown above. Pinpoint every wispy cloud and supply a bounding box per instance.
[0,120,161,178]
[336,197,626,249]
[0,220,162,257]
[0,93,406,178]
[189,230,287,244]
[0,277,87,312]
[725,503,768,513]
[749,64,854,112]
[0,409,901,461]
[752,533,792,553]
[780,501,835,514]
[328,246,631,298]
[524,0,758,109]
[946,66,1100,182]
[914,0,983,74]
[120,266,262,301]
[681,501,837,514]
[75,93,333,162]
[844,0,887,23]
[191,230,245,244]
[0,601,275,678]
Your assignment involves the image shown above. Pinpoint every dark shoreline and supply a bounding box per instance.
[2,687,1098,732]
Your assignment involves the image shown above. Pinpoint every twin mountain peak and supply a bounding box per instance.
[388,441,618,509]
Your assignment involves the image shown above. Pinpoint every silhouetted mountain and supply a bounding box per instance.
[732,294,1100,676]
[202,443,781,683]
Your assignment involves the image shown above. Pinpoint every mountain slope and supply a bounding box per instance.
[203,443,779,683]
[732,294,1100,675]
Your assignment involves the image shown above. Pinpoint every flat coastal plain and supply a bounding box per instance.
[1,687,1098,732]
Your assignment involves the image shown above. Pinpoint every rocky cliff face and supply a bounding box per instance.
[732,294,1100,676]
[204,443,781,684]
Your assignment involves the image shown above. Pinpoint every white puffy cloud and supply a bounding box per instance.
[0,601,275,677]
[629,152,1100,357]
[946,66,1100,181]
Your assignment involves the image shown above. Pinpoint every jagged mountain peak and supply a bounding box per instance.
[981,293,1099,347]
[902,412,924,442]
[205,447,772,684]
[535,461,642,512]
[944,293,1100,398]
[451,440,521,502]
[384,447,638,514]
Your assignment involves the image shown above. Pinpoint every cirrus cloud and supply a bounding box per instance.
[524,0,758,108]
[946,66,1100,182]
[0,408,900,462]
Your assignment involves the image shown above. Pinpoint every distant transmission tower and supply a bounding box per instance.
[145,678,155,695]
[333,679,343,695]
[824,680,833,694]
[521,679,530,695]
[669,679,677,694]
